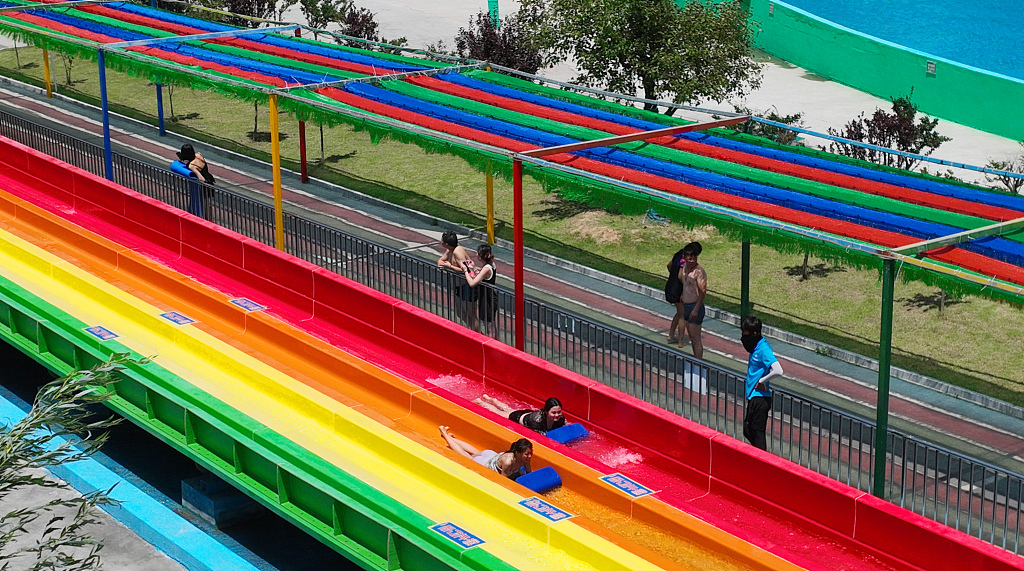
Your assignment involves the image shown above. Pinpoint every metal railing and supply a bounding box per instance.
[2,108,1021,554]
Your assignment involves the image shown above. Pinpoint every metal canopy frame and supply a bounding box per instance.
[104,24,299,48]
[521,116,751,158]
[508,115,750,352]
[889,216,1024,257]
[273,62,488,92]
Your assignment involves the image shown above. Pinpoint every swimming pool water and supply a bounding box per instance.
[782,0,1024,80]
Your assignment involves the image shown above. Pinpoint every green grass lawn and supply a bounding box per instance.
[4,46,1023,405]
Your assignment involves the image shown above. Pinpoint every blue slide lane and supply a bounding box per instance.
[0,386,259,571]
[107,2,425,73]
[448,74,1024,211]
[348,82,1024,266]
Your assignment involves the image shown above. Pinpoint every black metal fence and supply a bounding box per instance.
[2,108,1020,554]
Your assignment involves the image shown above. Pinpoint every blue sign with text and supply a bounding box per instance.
[84,326,118,341]
[600,473,654,498]
[430,522,484,549]
[160,311,196,325]
[519,497,572,522]
[229,298,266,312]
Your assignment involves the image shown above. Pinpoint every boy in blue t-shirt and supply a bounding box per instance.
[741,316,784,450]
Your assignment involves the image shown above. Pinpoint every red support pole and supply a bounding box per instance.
[513,158,525,351]
[299,120,308,183]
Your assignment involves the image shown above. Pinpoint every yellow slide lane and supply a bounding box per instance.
[0,225,676,571]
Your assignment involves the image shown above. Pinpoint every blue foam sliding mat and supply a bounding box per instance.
[546,423,589,444]
[518,466,561,493]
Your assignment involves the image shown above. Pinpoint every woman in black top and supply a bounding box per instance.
[464,244,498,337]
[475,395,566,435]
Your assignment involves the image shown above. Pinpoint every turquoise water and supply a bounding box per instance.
[782,0,1024,80]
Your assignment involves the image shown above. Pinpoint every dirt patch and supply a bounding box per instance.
[568,211,621,245]
[661,224,715,244]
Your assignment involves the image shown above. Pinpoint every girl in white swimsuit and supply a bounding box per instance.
[439,426,533,480]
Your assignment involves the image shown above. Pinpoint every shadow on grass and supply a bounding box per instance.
[902,292,968,312]
[322,151,357,163]
[783,262,847,280]
[533,197,599,221]
[19,72,1024,408]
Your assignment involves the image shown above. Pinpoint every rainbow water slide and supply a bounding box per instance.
[1,130,1021,571]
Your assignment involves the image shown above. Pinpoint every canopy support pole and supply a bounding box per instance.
[872,257,896,498]
[269,94,284,250]
[486,168,495,244]
[513,158,524,351]
[293,28,308,184]
[155,84,165,136]
[97,50,112,181]
[42,49,51,98]
[740,240,751,317]
[488,0,499,26]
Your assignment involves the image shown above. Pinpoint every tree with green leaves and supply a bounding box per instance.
[0,356,139,571]
[827,91,951,172]
[299,0,348,40]
[453,10,542,74]
[985,141,1024,195]
[517,0,762,113]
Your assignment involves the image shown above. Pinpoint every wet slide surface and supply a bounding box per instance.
[3,139,1020,571]
[0,190,694,571]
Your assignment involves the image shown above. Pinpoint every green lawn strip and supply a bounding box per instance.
[2,48,1022,403]
[382,79,998,237]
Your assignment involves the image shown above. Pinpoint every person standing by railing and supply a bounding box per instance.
[741,315,784,450]
[676,242,707,358]
[437,230,477,331]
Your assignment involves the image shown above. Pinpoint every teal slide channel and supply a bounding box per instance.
[749,0,1024,141]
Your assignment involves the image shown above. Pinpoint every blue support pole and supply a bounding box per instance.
[155,83,165,136]
[150,0,155,7]
[98,50,113,181]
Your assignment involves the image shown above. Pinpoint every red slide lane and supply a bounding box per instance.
[317,86,1024,288]
[409,75,1024,221]
[2,135,1022,571]
[77,5,400,77]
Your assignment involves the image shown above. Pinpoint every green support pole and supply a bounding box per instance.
[487,0,499,26]
[740,240,751,317]
[872,258,896,498]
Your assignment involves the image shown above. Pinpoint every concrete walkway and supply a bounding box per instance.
[3,73,1024,481]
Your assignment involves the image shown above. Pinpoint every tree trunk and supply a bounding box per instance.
[801,252,810,281]
[253,102,259,135]
[320,124,325,161]
[939,289,946,314]
[167,85,175,119]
